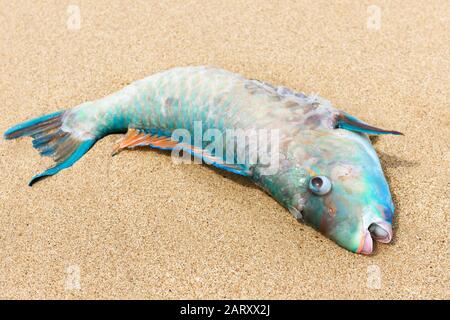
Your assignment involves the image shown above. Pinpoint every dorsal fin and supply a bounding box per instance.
[336,113,403,135]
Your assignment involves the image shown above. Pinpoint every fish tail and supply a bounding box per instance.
[4,110,96,186]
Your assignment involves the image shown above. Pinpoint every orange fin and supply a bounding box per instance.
[112,129,178,156]
[111,128,251,176]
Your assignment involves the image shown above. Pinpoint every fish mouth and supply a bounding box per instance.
[358,222,393,255]
[369,222,393,243]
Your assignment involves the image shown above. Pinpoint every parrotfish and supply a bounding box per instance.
[4,66,402,254]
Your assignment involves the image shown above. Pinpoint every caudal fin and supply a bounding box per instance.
[4,111,96,186]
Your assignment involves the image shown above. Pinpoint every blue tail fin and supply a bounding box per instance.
[4,111,96,186]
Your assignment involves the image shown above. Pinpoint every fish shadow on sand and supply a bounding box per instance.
[377,151,419,169]
[132,147,258,189]
[371,137,418,167]
[376,151,418,247]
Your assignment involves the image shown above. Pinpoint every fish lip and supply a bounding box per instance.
[368,221,393,244]
[358,232,374,255]
[356,222,393,255]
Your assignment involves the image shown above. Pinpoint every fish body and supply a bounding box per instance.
[4,66,401,254]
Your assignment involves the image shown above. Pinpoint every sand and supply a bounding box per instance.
[0,0,448,299]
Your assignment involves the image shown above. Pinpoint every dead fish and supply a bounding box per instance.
[4,66,402,254]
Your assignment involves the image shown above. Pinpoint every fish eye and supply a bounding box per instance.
[309,176,332,195]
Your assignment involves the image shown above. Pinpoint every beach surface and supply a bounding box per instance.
[0,0,448,299]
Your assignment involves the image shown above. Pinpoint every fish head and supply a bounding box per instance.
[285,129,394,254]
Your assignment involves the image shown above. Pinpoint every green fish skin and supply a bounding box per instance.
[4,66,402,254]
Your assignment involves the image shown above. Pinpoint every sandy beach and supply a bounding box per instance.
[0,0,448,299]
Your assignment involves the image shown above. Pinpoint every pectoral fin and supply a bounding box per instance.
[112,128,251,176]
[336,113,403,135]
[112,128,178,155]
